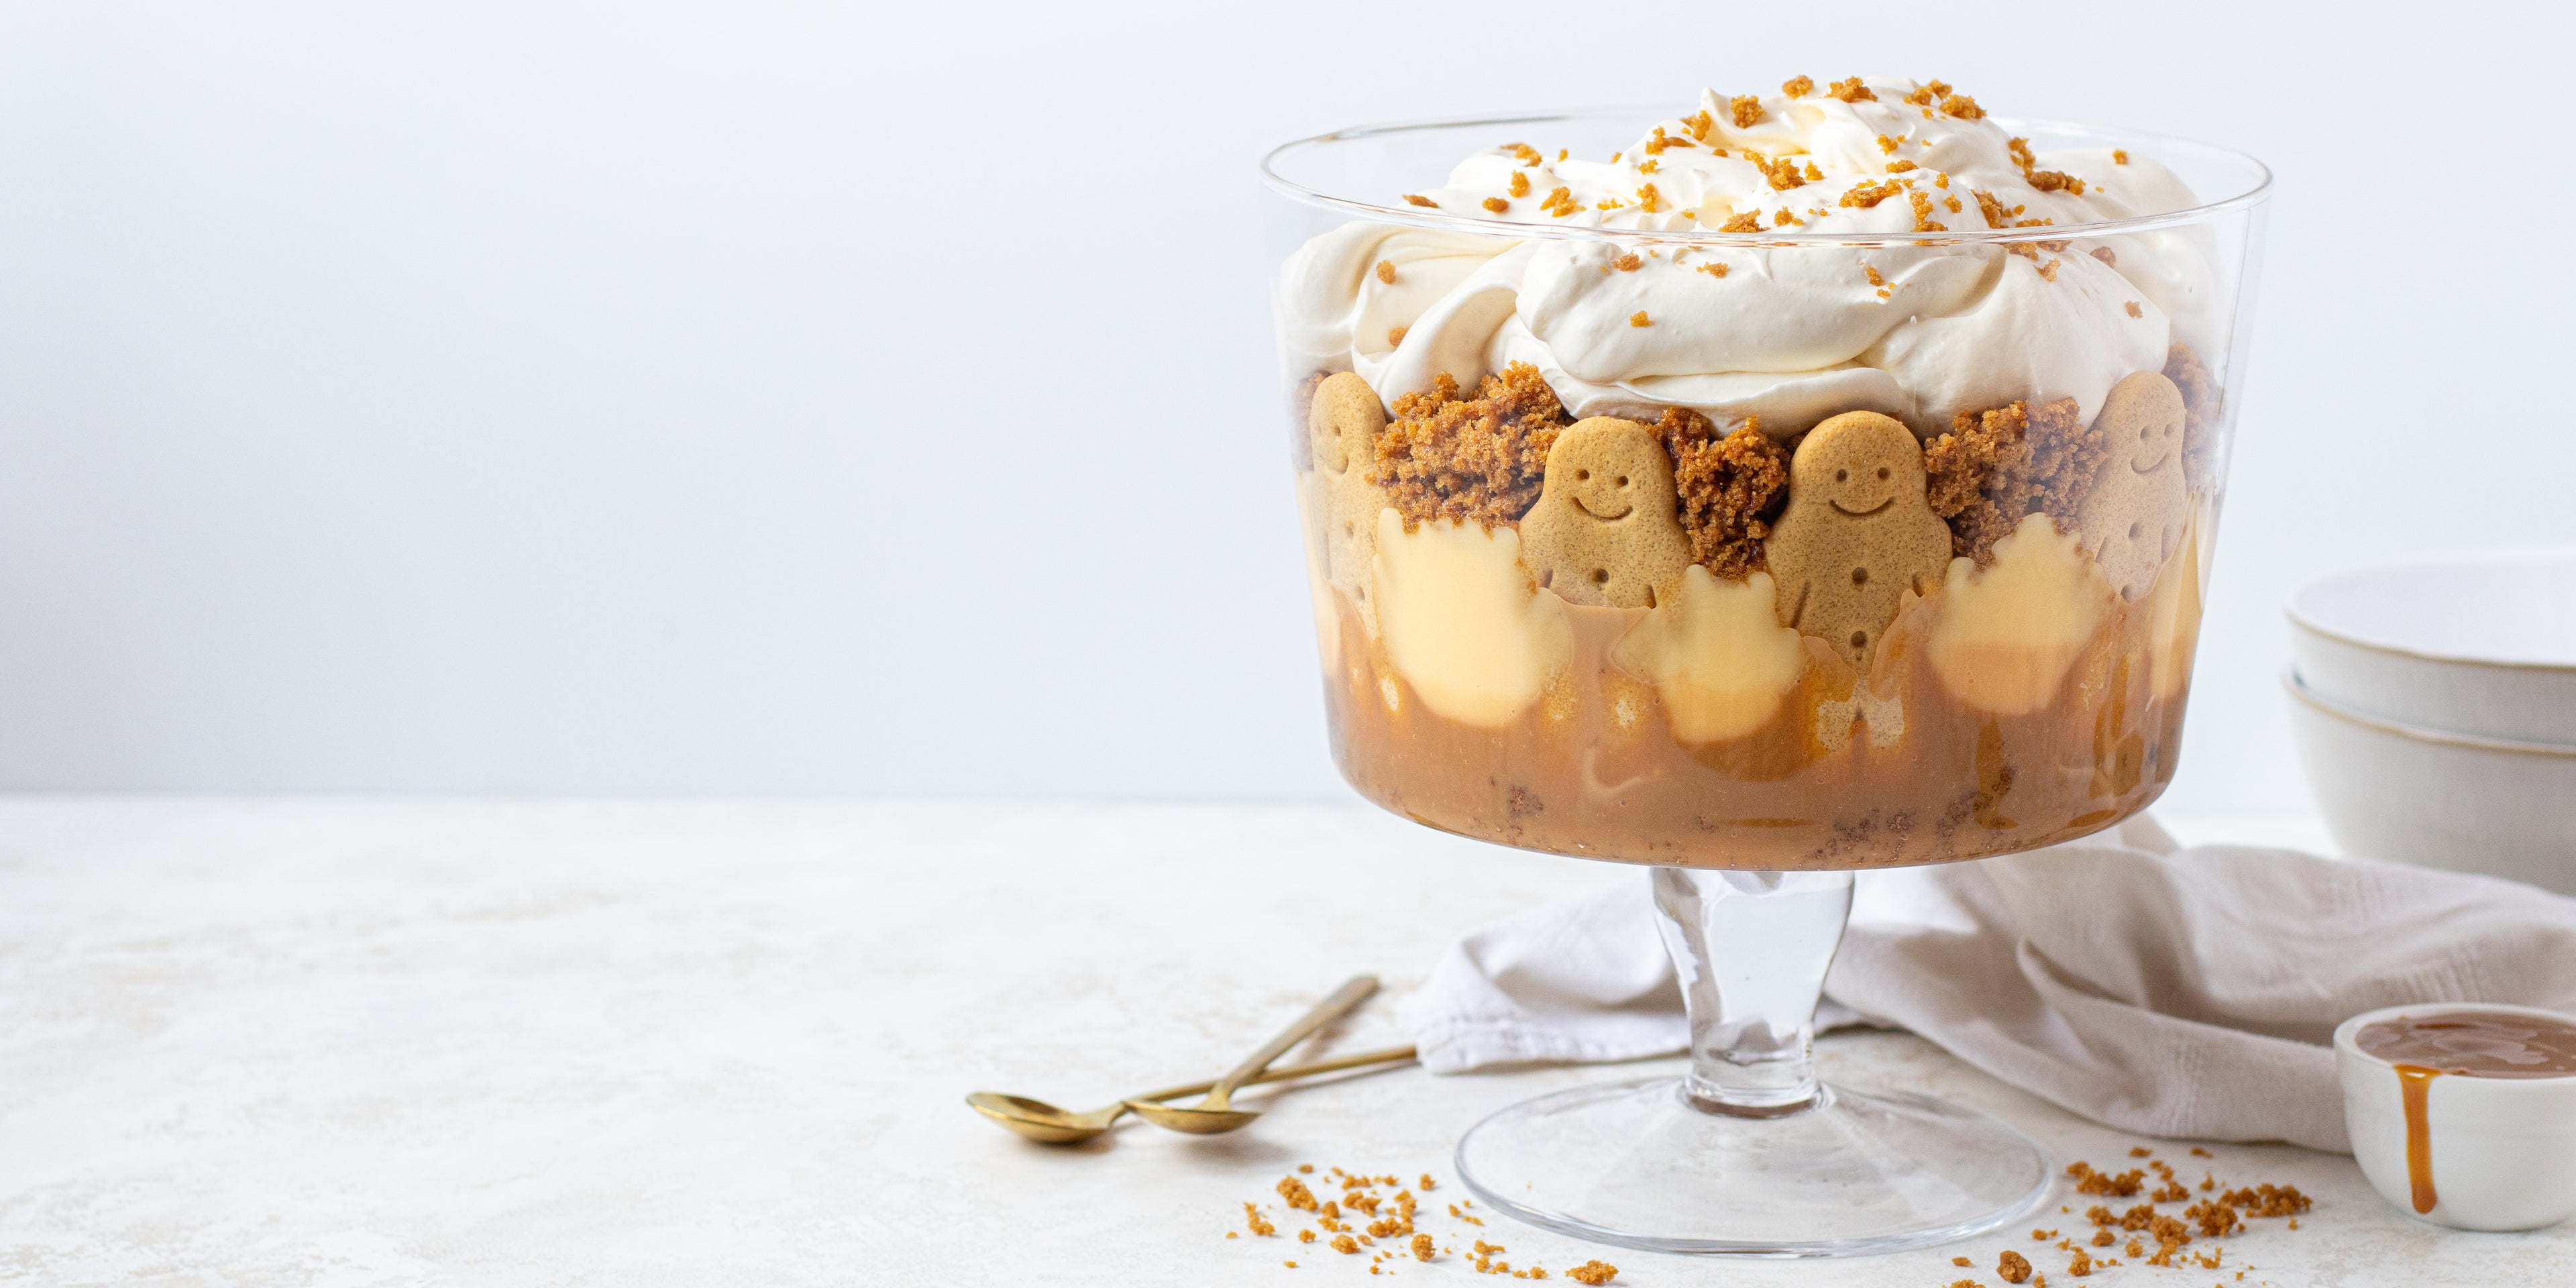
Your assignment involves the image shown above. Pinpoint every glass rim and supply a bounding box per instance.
[1258,106,2273,248]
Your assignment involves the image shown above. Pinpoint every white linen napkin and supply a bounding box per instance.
[1397,815,2576,1152]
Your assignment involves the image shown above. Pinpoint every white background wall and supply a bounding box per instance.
[0,1,2565,810]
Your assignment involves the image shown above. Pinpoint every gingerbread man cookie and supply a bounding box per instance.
[1766,410,1953,672]
[1519,416,1695,608]
[2075,370,2190,600]
[1307,371,1391,630]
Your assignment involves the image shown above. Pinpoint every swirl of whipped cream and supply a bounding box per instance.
[1277,78,2220,437]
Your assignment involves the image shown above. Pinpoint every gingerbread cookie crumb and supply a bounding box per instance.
[1660,411,1790,579]
[1376,364,1567,531]
[2222,1183,2312,1217]
[1781,75,1813,99]
[2163,342,2222,490]
[2187,1199,2242,1238]
[1998,1248,2033,1283]
[2065,1161,2149,1197]
[1841,179,1904,209]
[1566,1260,1619,1285]
[1924,396,2103,564]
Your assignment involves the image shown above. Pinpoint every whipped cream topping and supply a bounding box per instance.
[1277,78,2222,438]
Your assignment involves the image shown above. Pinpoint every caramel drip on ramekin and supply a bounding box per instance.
[2393,1063,2440,1214]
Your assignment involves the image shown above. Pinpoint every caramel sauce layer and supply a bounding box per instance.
[1318,564,2193,869]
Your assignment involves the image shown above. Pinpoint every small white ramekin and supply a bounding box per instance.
[2335,1002,2576,1230]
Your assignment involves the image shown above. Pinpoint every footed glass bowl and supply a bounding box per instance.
[1261,92,2269,1255]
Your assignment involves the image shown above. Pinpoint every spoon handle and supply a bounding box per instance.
[1209,974,1379,1100]
[1128,1043,1416,1105]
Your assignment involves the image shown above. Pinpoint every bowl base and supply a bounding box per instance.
[1454,1077,2049,1256]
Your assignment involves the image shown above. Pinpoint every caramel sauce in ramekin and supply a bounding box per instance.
[2360,1011,2576,1214]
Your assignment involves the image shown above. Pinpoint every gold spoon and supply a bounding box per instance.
[967,1042,1416,1144]
[1127,974,1381,1135]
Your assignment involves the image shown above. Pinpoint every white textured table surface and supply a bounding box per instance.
[0,800,2564,1287]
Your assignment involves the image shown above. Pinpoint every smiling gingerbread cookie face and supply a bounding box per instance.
[2075,370,2190,600]
[1520,417,1693,608]
[1794,414,1922,519]
[1307,372,1391,631]
[1766,411,1953,674]
[1309,371,1380,478]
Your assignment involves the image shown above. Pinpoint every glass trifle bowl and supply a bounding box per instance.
[1263,77,2269,1256]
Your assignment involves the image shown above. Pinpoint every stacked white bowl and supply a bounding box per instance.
[2286,551,2576,895]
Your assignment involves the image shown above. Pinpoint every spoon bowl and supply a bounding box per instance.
[1123,975,1381,1136]
[1124,1100,1261,1134]
[967,1091,1125,1143]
